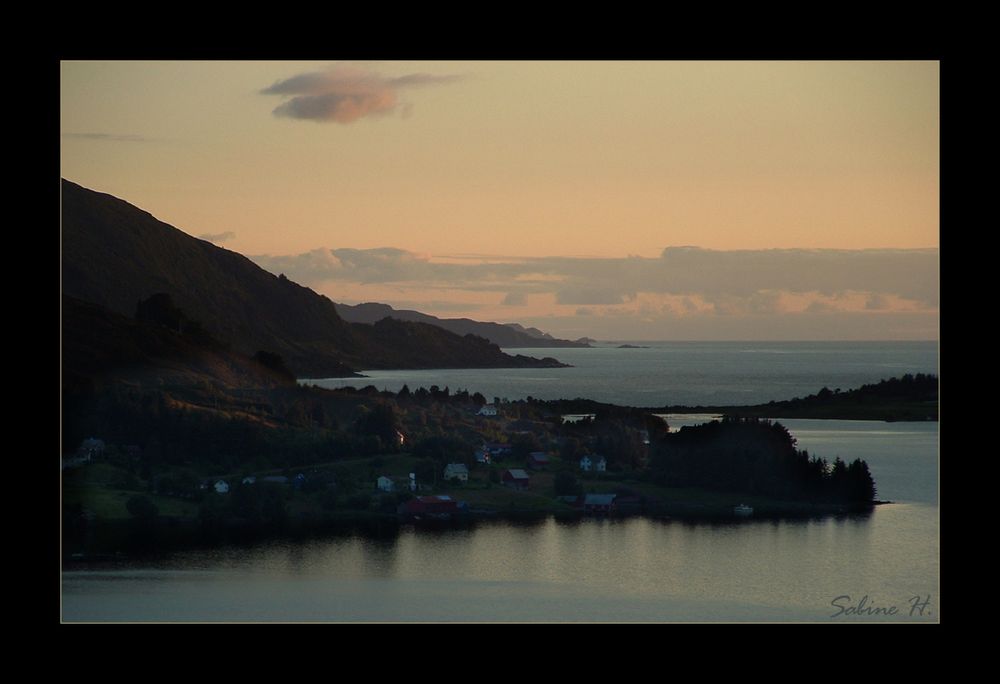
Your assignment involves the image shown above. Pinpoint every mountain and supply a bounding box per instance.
[334,302,591,348]
[63,293,296,392]
[61,180,568,377]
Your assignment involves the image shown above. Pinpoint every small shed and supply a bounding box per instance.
[443,463,469,482]
[502,469,531,490]
[214,480,230,494]
[377,476,395,492]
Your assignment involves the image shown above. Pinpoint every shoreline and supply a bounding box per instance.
[63,501,883,563]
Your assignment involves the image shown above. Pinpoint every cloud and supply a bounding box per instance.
[865,293,890,310]
[62,132,148,142]
[249,246,940,312]
[198,231,236,243]
[261,66,461,123]
[805,300,836,313]
[556,288,628,305]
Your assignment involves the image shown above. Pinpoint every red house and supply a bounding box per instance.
[398,495,459,518]
[527,452,550,470]
[502,469,531,490]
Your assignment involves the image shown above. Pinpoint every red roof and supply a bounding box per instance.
[401,496,459,515]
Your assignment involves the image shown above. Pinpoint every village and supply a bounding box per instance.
[64,387,878,560]
[62,395,666,543]
[63,426,640,529]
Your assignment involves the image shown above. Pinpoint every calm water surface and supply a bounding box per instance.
[62,419,938,623]
[305,341,938,406]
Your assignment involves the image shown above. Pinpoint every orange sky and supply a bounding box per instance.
[61,61,939,339]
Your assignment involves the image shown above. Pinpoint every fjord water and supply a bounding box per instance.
[307,340,937,407]
[62,342,939,622]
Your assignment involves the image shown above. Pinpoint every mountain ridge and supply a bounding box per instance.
[334,302,590,348]
[61,180,568,377]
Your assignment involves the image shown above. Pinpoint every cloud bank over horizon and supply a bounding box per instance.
[249,246,939,340]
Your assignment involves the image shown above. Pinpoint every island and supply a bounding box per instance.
[655,374,938,422]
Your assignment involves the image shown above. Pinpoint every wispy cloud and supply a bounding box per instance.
[62,132,149,142]
[261,65,462,124]
[198,231,236,243]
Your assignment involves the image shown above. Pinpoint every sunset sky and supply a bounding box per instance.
[60,60,939,340]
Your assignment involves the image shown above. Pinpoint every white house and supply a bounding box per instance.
[214,480,230,494]
[443,463,469,482]
[579,455,607,472]
[377,476,395,492]
[477,405,498,416]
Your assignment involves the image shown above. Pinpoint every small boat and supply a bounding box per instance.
[733,503,754,517]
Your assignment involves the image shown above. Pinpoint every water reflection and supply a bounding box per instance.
[63,505,937,622]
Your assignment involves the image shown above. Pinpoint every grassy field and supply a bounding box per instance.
[63,485,200,520]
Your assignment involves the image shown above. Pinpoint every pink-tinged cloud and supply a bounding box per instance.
[261,66,462,124]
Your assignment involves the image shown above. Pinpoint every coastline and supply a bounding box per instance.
[63,496,881,563]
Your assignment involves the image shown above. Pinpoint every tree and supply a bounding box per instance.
[510,432,541,460]
[355,403,401,451]
[553,470,581,497]
[126,494,159,521]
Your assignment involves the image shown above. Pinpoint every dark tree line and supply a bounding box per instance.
[650,417,876,504]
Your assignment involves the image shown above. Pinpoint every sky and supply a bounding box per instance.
[60,60,939,340]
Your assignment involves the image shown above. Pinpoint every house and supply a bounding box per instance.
[443,463,469,482]
[398,495,460,519]
[477,405,498,416]
[214,480,230,494]
[502,469,531,490]
[527,452,550,470]
[474,448,491,464]
[583,493,617,514]
[485,442,513,459]
[242,476,256,485]
[377,476,395,492]
[579,455,607,472]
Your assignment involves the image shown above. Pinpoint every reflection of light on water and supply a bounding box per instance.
[655,414,723,432]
